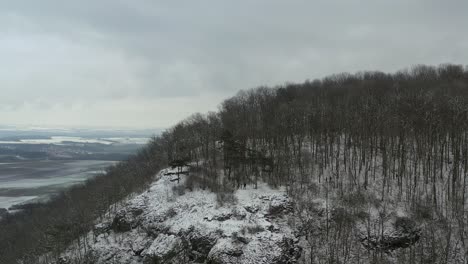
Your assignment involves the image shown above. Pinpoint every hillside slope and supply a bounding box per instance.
[5,64,468,263]
[58,167,302,264]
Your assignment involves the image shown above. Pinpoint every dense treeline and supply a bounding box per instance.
[157,64,468,263]
[0,140,168,263]
[164,64,468,203]
[2,64,468,263]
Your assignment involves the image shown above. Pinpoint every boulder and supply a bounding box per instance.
[130,207,144,217]
[207,235,302,264]
[111,210,133,232]
[244,205,259,214]
[56,256,71,264]
[185,230,218,262]
[207,240,244,264]
[232,209,247,220]
[143,234,183,263]
[111,209,143,232]
[143,222,171,238]
[213,212,232,221]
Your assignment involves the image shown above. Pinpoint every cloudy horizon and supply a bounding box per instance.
[1,0,467,129]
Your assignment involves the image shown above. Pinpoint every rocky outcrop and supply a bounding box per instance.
[93,222,111,236]
[110,205,147,233]
[59,169,302,264]
[207,235,301,264]
[207,240,244,264]
[359,216,421,251]
[266,194,294,217]
[184,229,218,262]
[142,234,183,263]
[111,210,134,232]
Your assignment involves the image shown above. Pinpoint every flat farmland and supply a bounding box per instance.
[0,160,116,210]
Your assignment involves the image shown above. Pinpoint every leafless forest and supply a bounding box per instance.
[2,64,468,263]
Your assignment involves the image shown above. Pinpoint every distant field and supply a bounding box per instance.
[0,128,155,211]
[0,160,117,210]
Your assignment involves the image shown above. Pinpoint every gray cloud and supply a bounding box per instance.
[1,0,467,128]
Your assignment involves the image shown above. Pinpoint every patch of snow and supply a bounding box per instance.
[60,168,301,263]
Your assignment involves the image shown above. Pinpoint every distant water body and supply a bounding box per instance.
[0,160,117,210]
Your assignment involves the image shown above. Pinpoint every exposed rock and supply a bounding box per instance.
[142,234,183,263]
[131,237,153,257]
[56,256,71,264]
[130,207,144,217]
[267,224,280,233]
[207,240,244,264]
[111,211,132,232]
[237,236,250,245]
[360,230,421,251]
[226,248,243,257]
[143,222,171,237]
[93,222,111,236]
[232,231,250,244]
[213,212,232,221]
[359,216,421,251]
[232,209,247,220]
[111,209,144,232]
[266,195,293,217]
[185,229,218,262]
[59,168,302,264]
[244,205,259,213]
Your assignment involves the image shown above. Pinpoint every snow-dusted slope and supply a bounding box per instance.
[60,168,302,264]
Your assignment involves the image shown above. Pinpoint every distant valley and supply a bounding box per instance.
[0,127,157,211]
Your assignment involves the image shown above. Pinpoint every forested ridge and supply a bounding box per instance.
[160,64,468,262]
[2,64,468,263]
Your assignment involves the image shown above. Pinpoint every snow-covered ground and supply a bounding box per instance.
[52,163,431,264]
[59,167,301,263]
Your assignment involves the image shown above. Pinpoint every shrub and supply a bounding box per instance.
[172,184,186,196]
[413,202,432,221]
[331,207,355,226]
[341,191,367,208]
[394,216,416,232]
[185,174,195,191]
[216,192,238,207]
[354,210,369,221]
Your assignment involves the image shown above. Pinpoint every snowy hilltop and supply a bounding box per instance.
[57,167,302,264]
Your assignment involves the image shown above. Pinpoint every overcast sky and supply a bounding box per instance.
[1,0,467,129]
